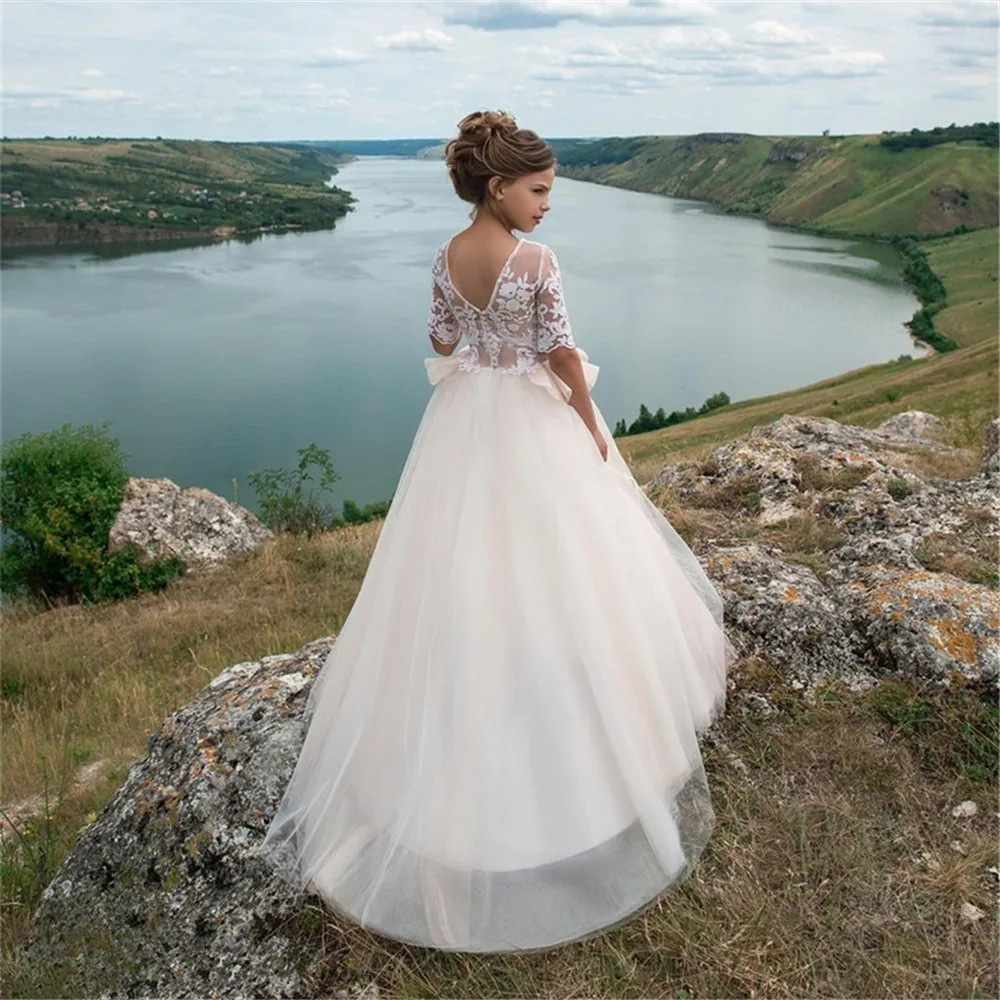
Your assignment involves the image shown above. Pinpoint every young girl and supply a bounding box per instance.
[256,110,732,953]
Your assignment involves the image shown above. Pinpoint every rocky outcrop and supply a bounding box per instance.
[20,410,999,995]
[108,477,272,568]
[652,411,998,689]
[24,640,337,999]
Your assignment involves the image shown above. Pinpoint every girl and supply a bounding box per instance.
[256,110,731,954]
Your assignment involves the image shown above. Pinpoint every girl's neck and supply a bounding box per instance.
[472,202,515,238]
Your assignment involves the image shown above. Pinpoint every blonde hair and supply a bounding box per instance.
[444,110,555,205]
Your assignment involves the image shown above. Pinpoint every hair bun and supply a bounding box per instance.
[444,108,554,206]
[456,110,518,143]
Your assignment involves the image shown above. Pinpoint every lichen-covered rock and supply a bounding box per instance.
[703,545,879,692]
[650,412,961,525]
[822,472,998,577]
[653,412,997,693]
[108,476,272,568]
[22,639,339,999]
[837,569,1000,688]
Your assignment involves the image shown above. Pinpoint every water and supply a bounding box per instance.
[1,157,917,514]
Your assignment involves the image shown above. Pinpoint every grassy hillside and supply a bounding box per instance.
[615,226,998,484]
[555,129,998,236]
[0,138,354,246]
[924,227,999,346]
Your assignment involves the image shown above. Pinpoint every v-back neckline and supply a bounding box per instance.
[444,236,524,314]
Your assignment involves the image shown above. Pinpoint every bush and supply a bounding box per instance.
[0,421,184,606]
[247,442,341,537]
[246,443,393,536]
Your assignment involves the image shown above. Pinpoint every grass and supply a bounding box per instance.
[3,529,996,997]
[559,133,998,237]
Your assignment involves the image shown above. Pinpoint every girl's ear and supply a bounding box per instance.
[487,175,505,201]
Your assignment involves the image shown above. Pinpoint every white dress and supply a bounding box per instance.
[255,237,731,953]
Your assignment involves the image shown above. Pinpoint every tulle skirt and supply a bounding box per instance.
[254,348,731,952]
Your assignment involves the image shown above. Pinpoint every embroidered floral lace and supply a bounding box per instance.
[428,238,577,375]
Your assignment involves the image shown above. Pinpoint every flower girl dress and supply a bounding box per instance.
[255,237,731,952]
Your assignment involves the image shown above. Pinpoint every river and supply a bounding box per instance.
[1,157,918,514]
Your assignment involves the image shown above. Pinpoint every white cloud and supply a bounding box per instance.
[376,28,453,52]
[207,65,244,77]
[1,84,135,107]
[81,68,102,78]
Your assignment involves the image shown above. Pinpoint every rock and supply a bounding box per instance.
[822,472,998,578]
[652,412,998,693]
[981,418,1000,476]
[22,638,338,998]
[703,545,879,692]
[876,410,946,442]
[837,569,999,688]
[951,800,979,819]
[108,476,272,568]
[959,902,985,925]
[650,412,962,527]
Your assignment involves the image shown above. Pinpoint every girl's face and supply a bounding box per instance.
[494,166,555,234]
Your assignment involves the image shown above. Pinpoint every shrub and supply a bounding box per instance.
[0,421,184,605]
[247,443,393,536]
[247,442,341,537]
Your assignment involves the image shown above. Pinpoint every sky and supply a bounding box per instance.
[2,0,998,141]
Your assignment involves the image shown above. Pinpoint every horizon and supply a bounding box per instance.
[2,1,997,142]
[5,121,996,145]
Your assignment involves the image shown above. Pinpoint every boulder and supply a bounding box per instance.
[108,477,272,568]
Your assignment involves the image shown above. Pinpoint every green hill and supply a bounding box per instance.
[0,138,354,246]
[554,126,998,237]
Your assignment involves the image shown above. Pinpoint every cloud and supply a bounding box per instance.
[207,65,244,77]
[443,0,715,31]
[537,25,884,89]
[916,2,1000,28]
[81,68,103,78]
[745,19,815,46]
[301,46,367,67]
[376,28,454,51]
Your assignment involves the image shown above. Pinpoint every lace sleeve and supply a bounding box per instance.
[535,245,576,353]
[428,250,461,346]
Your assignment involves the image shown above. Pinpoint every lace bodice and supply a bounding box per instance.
[427,238,577,374]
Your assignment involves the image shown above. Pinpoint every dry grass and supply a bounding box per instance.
[915,533,1000,588]
[1,522,383,813]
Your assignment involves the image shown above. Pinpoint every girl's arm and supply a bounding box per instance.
[546,347,598,434]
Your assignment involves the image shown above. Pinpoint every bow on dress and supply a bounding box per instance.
[424,346,600,403]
